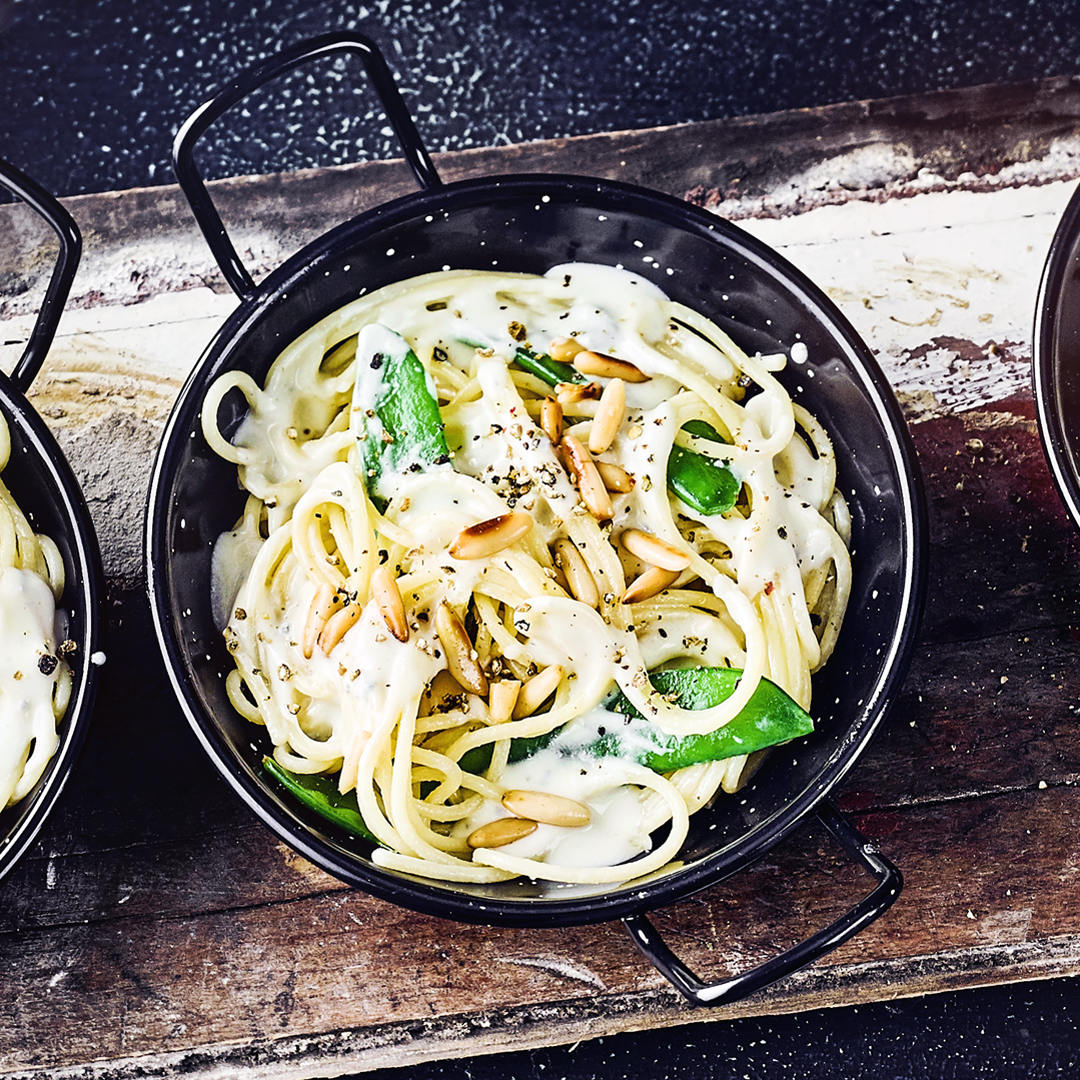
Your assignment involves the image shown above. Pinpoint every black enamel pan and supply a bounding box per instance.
[0,160,105,882]
[145,33,927,1005]
[1034,179,1080,532]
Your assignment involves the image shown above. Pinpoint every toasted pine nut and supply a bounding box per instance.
[434,602,489,696]
[502,789,590,828]
[450,512,533,560]
[589,377,625,454]
[303,582,339,659]
[622,565,682,604]
[512,663,565,719]
[620,528,692,571]
[573,349,650,383]
[548,336,585,363]
[596,461,634,493]
[553,537,599,608]
[488,679,522,725]
[561,435,614,520]
[579,462,613,519]
[560,434,589,480]
[540,396,563,443]
[467,816,538,849]
[317,601,362,654]
[556,380,602,405]
[370,563,408,642]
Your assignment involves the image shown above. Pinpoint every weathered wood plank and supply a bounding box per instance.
[5,75,1080,1078]
[5,783,1080,1076]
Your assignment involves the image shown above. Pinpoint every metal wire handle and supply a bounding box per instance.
[624,799,903,1006]
[0,159,82,394]
[172,31,442,301]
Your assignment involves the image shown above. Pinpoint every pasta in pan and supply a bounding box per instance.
[0,411,70,809]
[204,263,851,886]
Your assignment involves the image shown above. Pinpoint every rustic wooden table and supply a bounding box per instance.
[3,75,1080,1077]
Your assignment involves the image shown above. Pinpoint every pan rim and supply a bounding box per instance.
[0,368,106,883]
[145,171,927,926]
[1034,178,1080,533]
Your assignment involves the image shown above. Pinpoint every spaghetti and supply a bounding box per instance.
[204,264,852,886]
[0,411,70,809]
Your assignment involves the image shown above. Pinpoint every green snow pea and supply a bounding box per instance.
[459,666,812,776]
[353,324,451,505]
[666,420,740,517]
[510,345,587,387]
[263,757,381,844]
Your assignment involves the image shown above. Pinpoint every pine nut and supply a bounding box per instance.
[548,337,584,363]
[502,789,590,828]
[450,511,533,560]
[488,679,522,724]
[573,350,650,383]
[540,395,563,443]
[622,565,681,604]
[303,582,339,659]
[620,528,692,571]
[317,600,362,654]
[467,816,538,849]
[512,663,564,719]
[556,380,602,405]
[580,463,614,519]
[596,461,634,493]
[561,434,590,479]
[553,537,599,608]
[561,436,614,520]
[370,563,408,642]
[434,602,489,696]
[588,377,625,454]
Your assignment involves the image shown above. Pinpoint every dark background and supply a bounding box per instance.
[5,0,1080,199]
[3,1,1080,1077]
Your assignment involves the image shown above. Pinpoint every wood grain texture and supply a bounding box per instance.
[4,74,1080,1078]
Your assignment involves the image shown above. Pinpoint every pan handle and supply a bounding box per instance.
[623,799,902,1006]
[0,159,82,394]
[172,31,442,302]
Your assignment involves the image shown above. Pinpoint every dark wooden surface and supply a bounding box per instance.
[5,407,1080,1077]
[3,79,1080,1077]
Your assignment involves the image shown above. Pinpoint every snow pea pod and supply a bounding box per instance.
[353,323,451,505]
[263,756,381,844]
[511,345,587,387]
[459,667,812,776]
[667,419,740,516]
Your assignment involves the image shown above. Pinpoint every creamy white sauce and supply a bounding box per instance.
[472,753,654,868]
[211,514,265,630]
[207,263,851,881]
[0,568,61,808]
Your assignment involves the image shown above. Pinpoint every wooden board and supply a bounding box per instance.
[4,76,1080,1078]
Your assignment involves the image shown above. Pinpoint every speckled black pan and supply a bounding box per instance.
[145,33,927,1005]
[0,160,105,883]
[1034,180,1080,532]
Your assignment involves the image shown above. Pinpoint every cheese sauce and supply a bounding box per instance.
[206,264,852,886]
[0,567,62,807]
[0,412,69,811]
